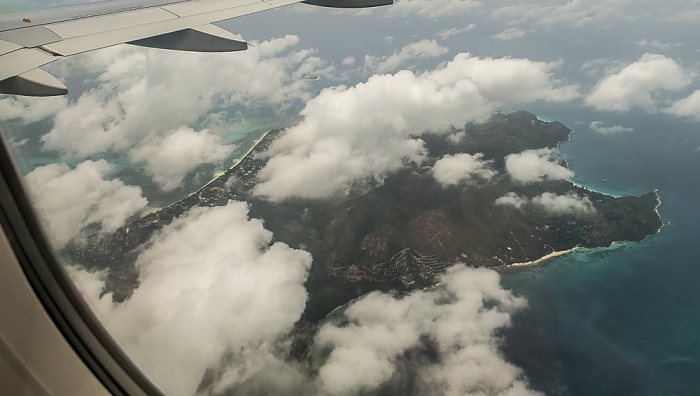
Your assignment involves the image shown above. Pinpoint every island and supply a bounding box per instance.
[65,111,662,325]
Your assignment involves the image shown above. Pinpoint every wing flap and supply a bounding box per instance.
[162,0,263,17]
[0,68,67,96]
[0,26,62,47]
[0,40,22,56]
[129,24,247,52]
[0,0,392,96]
[42,0,299,56]
[0,48,56,82]
[303,0,393,8]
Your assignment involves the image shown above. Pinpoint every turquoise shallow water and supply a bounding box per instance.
[500,111,700,394]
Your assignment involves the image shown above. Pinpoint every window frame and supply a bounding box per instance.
[0,127,164,396]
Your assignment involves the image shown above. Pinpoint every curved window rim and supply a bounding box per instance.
[0,127,164,396]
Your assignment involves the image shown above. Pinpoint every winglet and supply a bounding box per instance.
[128,25,247,52]
[0,68,68,97]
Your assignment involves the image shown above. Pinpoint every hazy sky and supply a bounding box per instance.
[2,0,700,394]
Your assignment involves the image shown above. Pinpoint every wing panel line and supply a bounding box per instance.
[43,0,301,56]
[0,49,56,82]
[46,8,178,39]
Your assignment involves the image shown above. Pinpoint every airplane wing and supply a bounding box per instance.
[0,0,391,96]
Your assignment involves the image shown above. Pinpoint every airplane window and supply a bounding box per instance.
[2,1,700,395]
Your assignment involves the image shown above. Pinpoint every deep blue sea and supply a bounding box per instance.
[500,108,700,395]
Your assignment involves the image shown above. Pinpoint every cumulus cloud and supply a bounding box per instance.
[580,58,627,77]
[533,192,596,216]
[495,191,595,216]
[37,36,330,187]
[491,0,632,27]
[437,24,476,40]
[495,192,527,209]
[0,95,68,124]
[342,56,356,66]
[69,202,312,396]
[24,160,147,248]
[129,127,234,191]
[585,53,692,111]
[635,39,682,50]
[314,265,540,396]
[365,39,449,74]
[589,121,634,134]
[447,131,466,144]
[505,148,574,184]
[388,0,482,19]
[435,56,579,105]
[666,8,700,22]
[492,27,526,41]
[666,90,700,121]
[254,53,578,201]
[432,153,496,187]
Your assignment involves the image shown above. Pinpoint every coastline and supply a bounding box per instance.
[652,188,665,235]
[572,182,665,236]
[502,126,659,269]
[139,129,271,217]
[569,180,622,198]
[195,129,271,194]
[502,188,663,270]
[506,246,580,268]
[228,130,271,173]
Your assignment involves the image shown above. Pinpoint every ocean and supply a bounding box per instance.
[4,106,698,394]
[500,109,700,395]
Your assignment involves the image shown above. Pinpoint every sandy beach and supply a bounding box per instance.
[197,129,271,192]
[227,130,270,171]
[568,180,621,198]
[507,246,580,268]
[139,130,271,217]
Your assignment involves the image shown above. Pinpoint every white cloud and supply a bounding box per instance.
[491,0,632,27]
[533,192,596,216]
[495,192,527,209]
[0,95,68,124]
[38,36,329,176]
[69,202,312,396]
[24,160,147,248]
[635,39,682,50]
[437,24,477,40]
[447,131,466,144]
[505,148,574,184]
[492,27,526,41]
[254,53,578,201]
[589,121,634,134]
[667,8,700,22]
[495,191,595,216]
[430,56,579,105]
[580,58,627,77]
[129,127,234,191]
[365,39,449,74]
[666,90,700,121]
[342,56,356,66]
[388,0,482,19]
[585,53,692,111]
[432,153,496,187]
[314,265,540,395]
